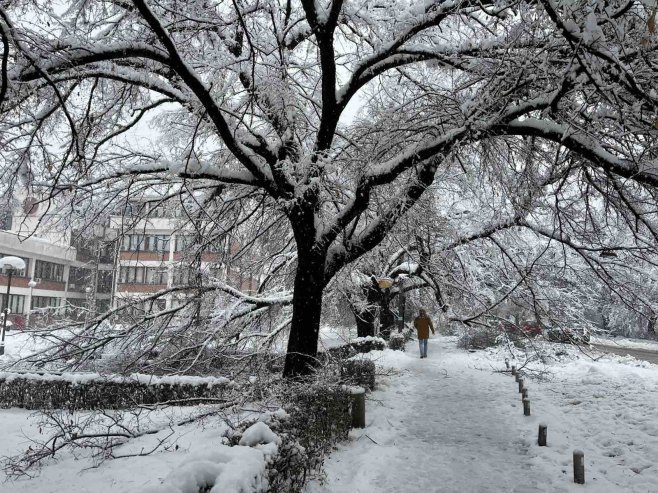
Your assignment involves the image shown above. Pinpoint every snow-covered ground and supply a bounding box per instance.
[306,336,658,493]
[0,404,287,492]
[3,333,658,492]
[0,330,41,363]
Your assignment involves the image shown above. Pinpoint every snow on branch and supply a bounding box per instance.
[503,119,658,188]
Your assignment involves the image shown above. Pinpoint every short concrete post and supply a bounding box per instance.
[511,365,517,376]
[521,388,528,400]
[522,398,530,416]
[351,390,366,429]
[573,450,585,484]
[538,424,547,446]
[518,378,524,393]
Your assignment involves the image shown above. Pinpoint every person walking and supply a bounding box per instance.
[414,308,435,358]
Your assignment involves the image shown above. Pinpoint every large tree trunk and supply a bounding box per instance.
[283,253,325,377]
[353,305,377,338]
[350,280,380,337]
[379,288,395,339]
[283,212,327,377]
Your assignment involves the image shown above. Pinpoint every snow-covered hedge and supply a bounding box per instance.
[351,336,387,353]
[0,372,232,410]
[342,358,376,390]
[458,327,501,350]
[221,383,352,492]
[324,336,388,360]
[388,332,406,351]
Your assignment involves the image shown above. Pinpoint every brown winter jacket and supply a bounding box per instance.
[414,315,435,340]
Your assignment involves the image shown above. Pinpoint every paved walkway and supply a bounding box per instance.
[306,338,561,493]
[592,343,658,365]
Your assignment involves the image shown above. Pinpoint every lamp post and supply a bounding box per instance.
[25,279,38,329]
[84,286,93,329]
[0,256,27,356]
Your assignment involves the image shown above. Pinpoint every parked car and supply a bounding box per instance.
[499,321,543,337]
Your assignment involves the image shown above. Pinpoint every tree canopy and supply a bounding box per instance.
[2,0,658,375]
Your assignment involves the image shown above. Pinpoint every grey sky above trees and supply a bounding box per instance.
[2,0,658,376]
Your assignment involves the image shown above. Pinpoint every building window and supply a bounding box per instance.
[0,253,29,277]
[0,211,11,231]
[151,235,170,252]
[68,266,92,290]
[34,260,64,282]
[148,204,170,218]
[0,294,26,314]
[121,234,170,252]
[119,266,168,285]
[126,202,146,216]
[172,267,193,286]
[97,271,113,293]
[145,267,168,285]
[120,266,144,283]
[175,235,192,252]
[121,234,146,252]
[31,296,61,310]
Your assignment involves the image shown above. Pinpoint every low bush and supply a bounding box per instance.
[545,328,591,344]
[388,332,406,351]
[457,327,501,350]
[341,358,376,390]
[350,336,386,353]
[226,383,352,492]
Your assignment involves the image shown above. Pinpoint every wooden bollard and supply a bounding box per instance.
[522,398,530,416]
[538,424,547,446]
[351,389,366,428]
[521,388,528,400]
[518,378,524,393]
[573,450,585,484]
[505,358,510,369]
[511,365,517,376]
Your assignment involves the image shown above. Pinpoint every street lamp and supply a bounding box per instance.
[25,279,38,329]
[0,256,27,356]
[84,286,93,328]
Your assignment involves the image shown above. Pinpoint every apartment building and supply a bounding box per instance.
[0,200,113,328]
[110,201,259,315]
[0,196,260,326]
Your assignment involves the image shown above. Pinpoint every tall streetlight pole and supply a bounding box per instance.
[0,256,27,356]
[25,279,38,329]
[84,286,93,329]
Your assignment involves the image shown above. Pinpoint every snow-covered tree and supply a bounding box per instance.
[3,0,658,375]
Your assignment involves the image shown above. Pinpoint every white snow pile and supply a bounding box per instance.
[145,422,281,493]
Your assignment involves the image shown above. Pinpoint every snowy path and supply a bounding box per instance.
[307,338,558,493]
